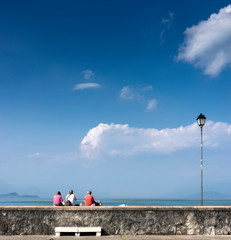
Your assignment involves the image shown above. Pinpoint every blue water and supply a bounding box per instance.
[0,198,231,206]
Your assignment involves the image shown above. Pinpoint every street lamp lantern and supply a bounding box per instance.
[196,113,206,206]
[197,113,206,127]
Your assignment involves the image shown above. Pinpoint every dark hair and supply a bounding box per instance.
[56,191,61,195]
[69,190,73,194]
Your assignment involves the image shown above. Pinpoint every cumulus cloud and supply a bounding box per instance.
[82,69,95,80]
[80,121,231,159]
[177,5,231,76]
[73,83,100,90]
[146,99,157,111]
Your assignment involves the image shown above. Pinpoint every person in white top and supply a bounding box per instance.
[66,189,77,206]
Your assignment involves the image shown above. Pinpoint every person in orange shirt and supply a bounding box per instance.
[84,190,95,206]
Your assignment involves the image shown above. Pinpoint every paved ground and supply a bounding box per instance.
[1,235,231,240]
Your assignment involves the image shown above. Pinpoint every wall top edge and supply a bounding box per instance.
[1,206,231,211]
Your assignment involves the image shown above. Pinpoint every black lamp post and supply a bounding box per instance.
[196,113,206,206]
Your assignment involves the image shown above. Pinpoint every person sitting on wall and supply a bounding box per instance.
[53,191,63,206]
[84,190,95,206]
[65,189,77,206]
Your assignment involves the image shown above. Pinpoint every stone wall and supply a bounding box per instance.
[1,206,231,235]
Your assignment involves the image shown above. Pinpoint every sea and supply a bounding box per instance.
[1,198,231,206]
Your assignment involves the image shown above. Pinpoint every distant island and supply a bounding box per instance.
[0,192,39,199]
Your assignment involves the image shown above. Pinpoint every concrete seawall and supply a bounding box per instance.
[1,206,231,235]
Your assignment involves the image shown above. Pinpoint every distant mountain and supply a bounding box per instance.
[0,179,14,194]
[0,192,39,199]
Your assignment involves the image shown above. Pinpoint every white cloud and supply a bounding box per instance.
[73,83,100,90]
[27,153,47,158]
[142,85,153,91]
[82,69,95,80]
[160,11,174,44]
[162,11,174,26]
[27,152,80,163]
[81,121,231,159]
[146,99,157,111]
[119,85,157,111]
[177,5,231,76]
[119,86,135,100]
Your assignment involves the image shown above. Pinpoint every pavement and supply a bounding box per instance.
[1,235,231,240]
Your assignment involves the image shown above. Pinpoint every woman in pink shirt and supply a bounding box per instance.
[53,191,63,206]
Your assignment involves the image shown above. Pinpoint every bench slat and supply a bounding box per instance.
[55,226,101,237]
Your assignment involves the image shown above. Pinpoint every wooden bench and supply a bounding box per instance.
[55,227,101,237]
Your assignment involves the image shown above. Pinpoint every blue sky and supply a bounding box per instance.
[0,0,231,199]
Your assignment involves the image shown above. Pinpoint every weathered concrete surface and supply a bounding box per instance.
[1,235,231,240]
[1,206,231,235]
